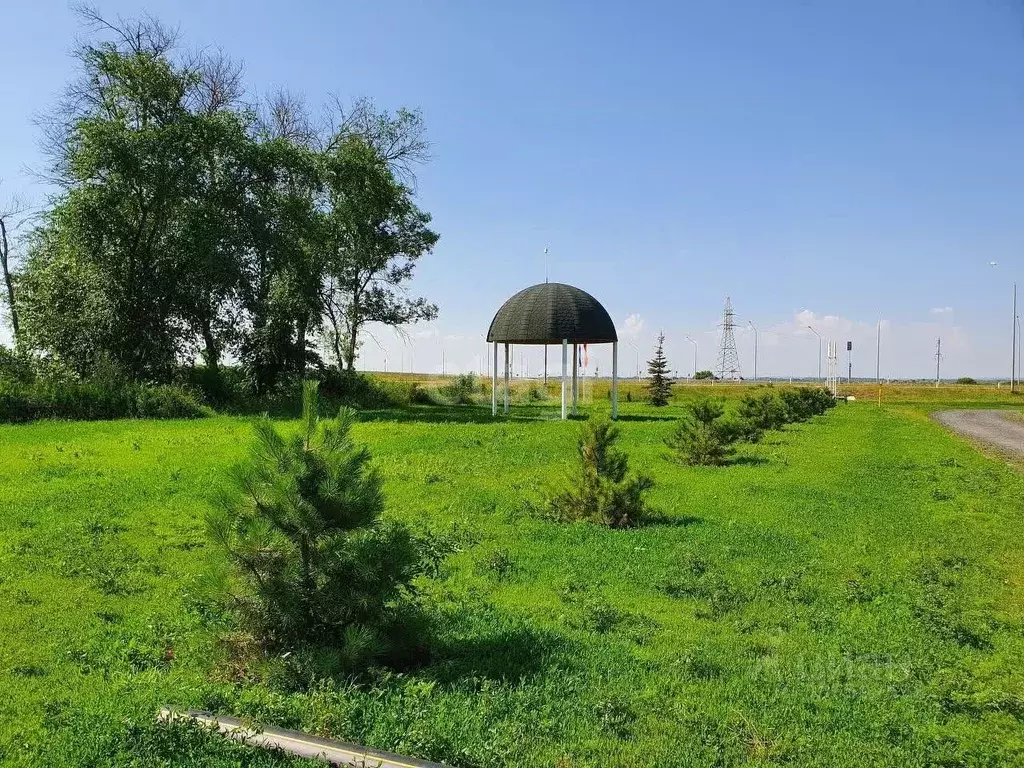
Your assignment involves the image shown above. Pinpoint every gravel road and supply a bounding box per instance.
[933,410,1024,458]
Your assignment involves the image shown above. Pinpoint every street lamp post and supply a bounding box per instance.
[685,335,697,382]
[748,321,758,382]
[807,326,822,382]
[1014,283,1018,394]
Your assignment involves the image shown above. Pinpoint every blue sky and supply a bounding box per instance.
[2,0,1023,379]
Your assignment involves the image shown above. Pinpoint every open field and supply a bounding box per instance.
[2,394,1024,766]
[375,372,1024,410]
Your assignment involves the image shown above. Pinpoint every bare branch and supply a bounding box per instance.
[190,48,245,114]
[71,2,180,57]
[254,89,316,144]
[325,95,430,183]
[35,5,186,184]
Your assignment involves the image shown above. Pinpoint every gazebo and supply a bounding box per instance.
[486,282,619,419]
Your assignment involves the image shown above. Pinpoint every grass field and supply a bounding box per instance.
[2,393,1024,766]
[381,372,1024,410]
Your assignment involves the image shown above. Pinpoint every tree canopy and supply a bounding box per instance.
[10,8,439,391]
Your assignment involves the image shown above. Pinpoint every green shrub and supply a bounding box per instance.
[780,387,835,423]
[185,368,419,414]
[318,371,416,409]
[693,370,715,380]
[0,380,210,422]
[180,364,247,405]
[438,373,482,404]
[0,346,79,386]
[409,382,433,405]
[519,383,549,403]
[719,413,763,444]
[738,389,789,432]
[0,346,37,384]
[665,398,739,466]
[547,418,653,528]
[373,379,416,407]
[132,385,213,418]
[206,381,430,675]
[956,377,978,385]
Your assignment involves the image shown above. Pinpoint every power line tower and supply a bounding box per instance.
[934,338,942,388]
[716,296,742,381]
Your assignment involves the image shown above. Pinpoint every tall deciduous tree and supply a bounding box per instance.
[17,8,440,391]
[320,138,439,372]
[172,55,249,378]
[647,331,673,406]
[234,118,323,393]
[23,14,225,379]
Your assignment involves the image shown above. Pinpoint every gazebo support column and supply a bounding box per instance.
[503,343,510,414]
[561,339,568,420]
[492,342,498,416]
[571,344,578,415]
[612,341,619,420]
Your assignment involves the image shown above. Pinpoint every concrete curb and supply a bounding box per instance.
[158,708,450,768]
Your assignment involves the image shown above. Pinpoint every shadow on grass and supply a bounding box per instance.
[732,455,768,466]
[357,405,542,424]
[427,623,566,684]
[644,513,703,527]
[613,413,678,423]
[355,404,644,425]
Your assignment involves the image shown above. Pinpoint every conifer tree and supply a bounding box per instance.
[548,418,653,528]
[647,332,673,406]
[665,398,739,466]
[207,380,427,672]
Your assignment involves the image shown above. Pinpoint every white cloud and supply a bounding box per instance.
[622,313,645,338]
[335,308,998,380]
[930,307,953,315]
[794,309,815,326]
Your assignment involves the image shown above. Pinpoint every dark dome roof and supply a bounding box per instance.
[487,283,618,344]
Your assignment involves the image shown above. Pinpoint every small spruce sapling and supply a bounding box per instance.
[548,418,653,528]
[646,332,673,406]
[207,380,428,674]
[665,398,739,466]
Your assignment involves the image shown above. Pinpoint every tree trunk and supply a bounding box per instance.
[0,219,20,346]
[343,321,359,372]
[331,332,344,374]
[343,291,361,372]
[200,316,219,374]
[322,286,346,372]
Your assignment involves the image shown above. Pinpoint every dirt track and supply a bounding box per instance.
[933,410,1024,459]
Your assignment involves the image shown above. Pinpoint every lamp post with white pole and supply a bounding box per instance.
[807,326,822,382]
[1014,282,1018,394]
[748,322,758,382]
[685,335,697,382]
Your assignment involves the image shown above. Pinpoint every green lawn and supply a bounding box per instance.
[1,401,1023,766]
